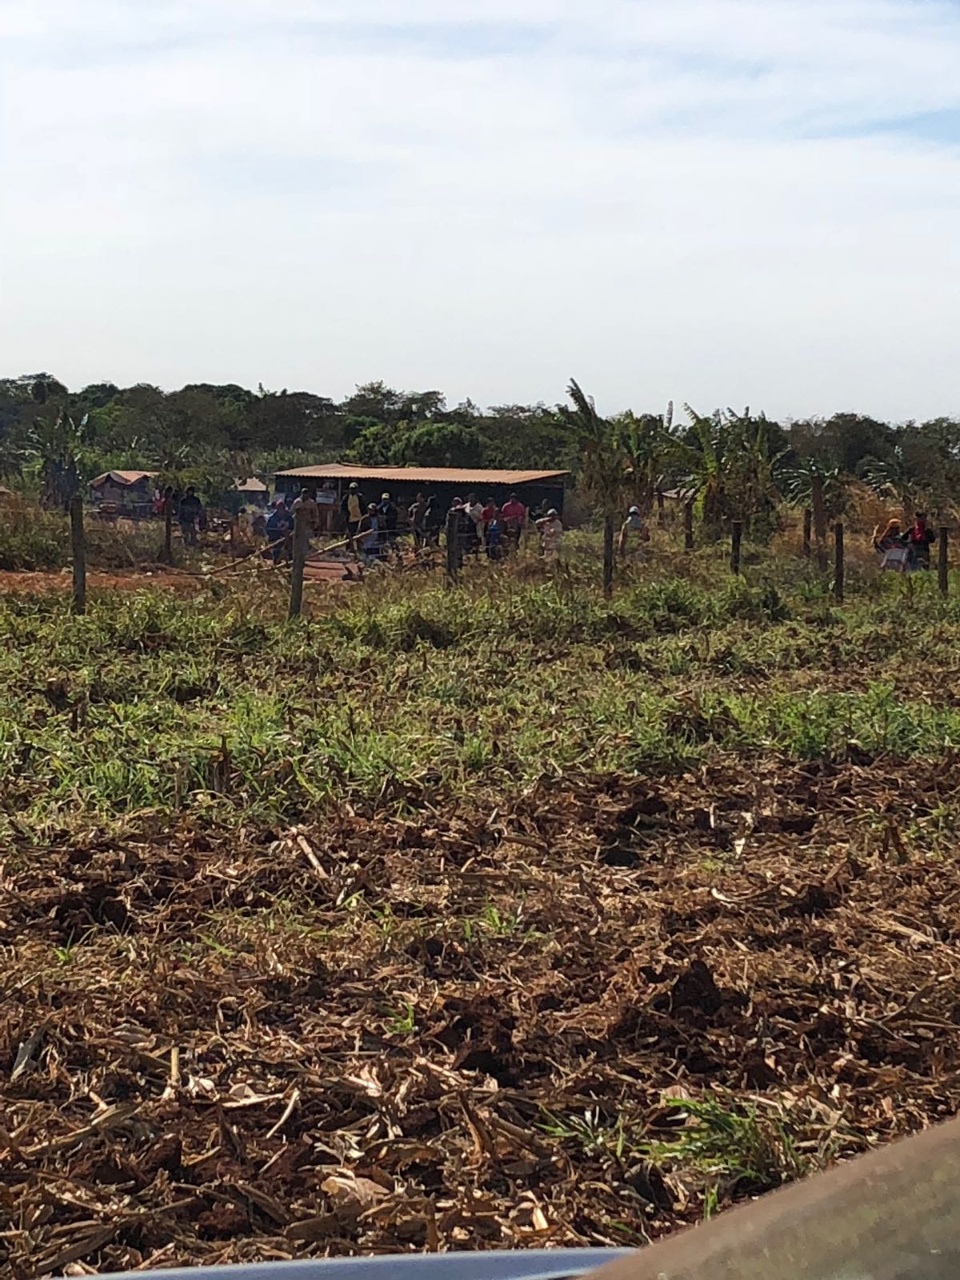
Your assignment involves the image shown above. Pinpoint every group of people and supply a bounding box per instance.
[443,492,543,561]
[873,512,936,572]
[235,483,583,569]
[261,487,658,569]
[335,485,564,564]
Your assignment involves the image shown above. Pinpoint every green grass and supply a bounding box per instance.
[649,1097,809,1193]
[1,550,960,833]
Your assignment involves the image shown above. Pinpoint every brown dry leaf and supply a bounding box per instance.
[321,1172,390,1223]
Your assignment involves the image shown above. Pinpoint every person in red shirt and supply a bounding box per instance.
[480,496,499,547]
[500,493,527,555]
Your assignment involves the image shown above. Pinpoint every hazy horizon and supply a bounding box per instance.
[2,0,959,423]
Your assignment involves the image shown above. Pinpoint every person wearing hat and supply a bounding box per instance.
[378,492,398,547]
[535,507,564,563]
[357,502,384,561]
[618,504,650,557]
[341,481,365,541]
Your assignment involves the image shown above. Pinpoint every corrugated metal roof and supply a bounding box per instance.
[91,470,158,487]
[234,477,269,492]
[275,463,569,486]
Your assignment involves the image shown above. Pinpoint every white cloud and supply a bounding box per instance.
[0,0,959,419]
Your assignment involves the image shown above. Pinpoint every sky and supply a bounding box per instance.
[1,0,959,421]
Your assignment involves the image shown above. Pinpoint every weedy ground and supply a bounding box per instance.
[2,538,960,1274]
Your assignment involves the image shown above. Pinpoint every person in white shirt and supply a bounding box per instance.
[536,509,564,562]
[464,493,484,556]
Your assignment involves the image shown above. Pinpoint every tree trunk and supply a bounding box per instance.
[602,513,615,599]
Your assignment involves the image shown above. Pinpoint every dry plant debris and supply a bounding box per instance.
[3,756,960,1275]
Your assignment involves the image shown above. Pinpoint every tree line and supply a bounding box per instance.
[2,371,959,528]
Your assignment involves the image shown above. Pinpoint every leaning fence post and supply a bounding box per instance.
[731,521,743,575]
[939,527,949,597]
[288,507,309,619]
[802,509,812,559]
[70,495,86,616]
[683,502,694,553]
[445,508,460,584]
[834,522,844,602]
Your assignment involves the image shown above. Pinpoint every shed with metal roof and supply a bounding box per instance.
[275,464,569,518]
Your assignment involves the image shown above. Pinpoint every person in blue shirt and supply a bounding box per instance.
[265,498,293,562]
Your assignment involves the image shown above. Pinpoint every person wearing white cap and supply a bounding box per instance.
[618,504,650,558]
[535,507,564,562]
[378,492,398,547]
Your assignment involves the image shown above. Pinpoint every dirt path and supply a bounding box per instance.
[0,569,204,595]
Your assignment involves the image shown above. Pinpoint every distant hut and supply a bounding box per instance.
[231,477,270,511]
[89,470,158,518]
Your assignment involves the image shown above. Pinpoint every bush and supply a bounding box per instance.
[0,500,69,570]
[0,499,168,572]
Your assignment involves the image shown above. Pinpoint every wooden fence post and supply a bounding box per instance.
[834,522,844,603]
[683,502,694,553]
[445,508,460,584]
[731,521,743,575]
[602,513,615,599]
[70,495,86,616]
[802,509,812,559]
[163,489,174,564]
[939,526,949,597]
[288,507,309,619]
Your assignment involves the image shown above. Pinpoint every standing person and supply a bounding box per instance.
[358,503,383,561]
[446,498,470,570]
[378,492,399,547]
[463,494,483,556]
[292,487,321,536]
[485,510,504,561]
[178,487,204,548]
[341,482,364,542]
[907,511,936,569]
[501,492,527,556]
[618,505,650,557]
[481,496,499,544]
[408,492,427,547]
[536,508,564,563]
[265,498,293,563]
[873,517,909,572]
[423,494,443,547]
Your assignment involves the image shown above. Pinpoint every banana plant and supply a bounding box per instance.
[777,457,848,568]
[674,406,785,540]
[22,403,94,509]
[566,379,621,597]
[610,404,674,517]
